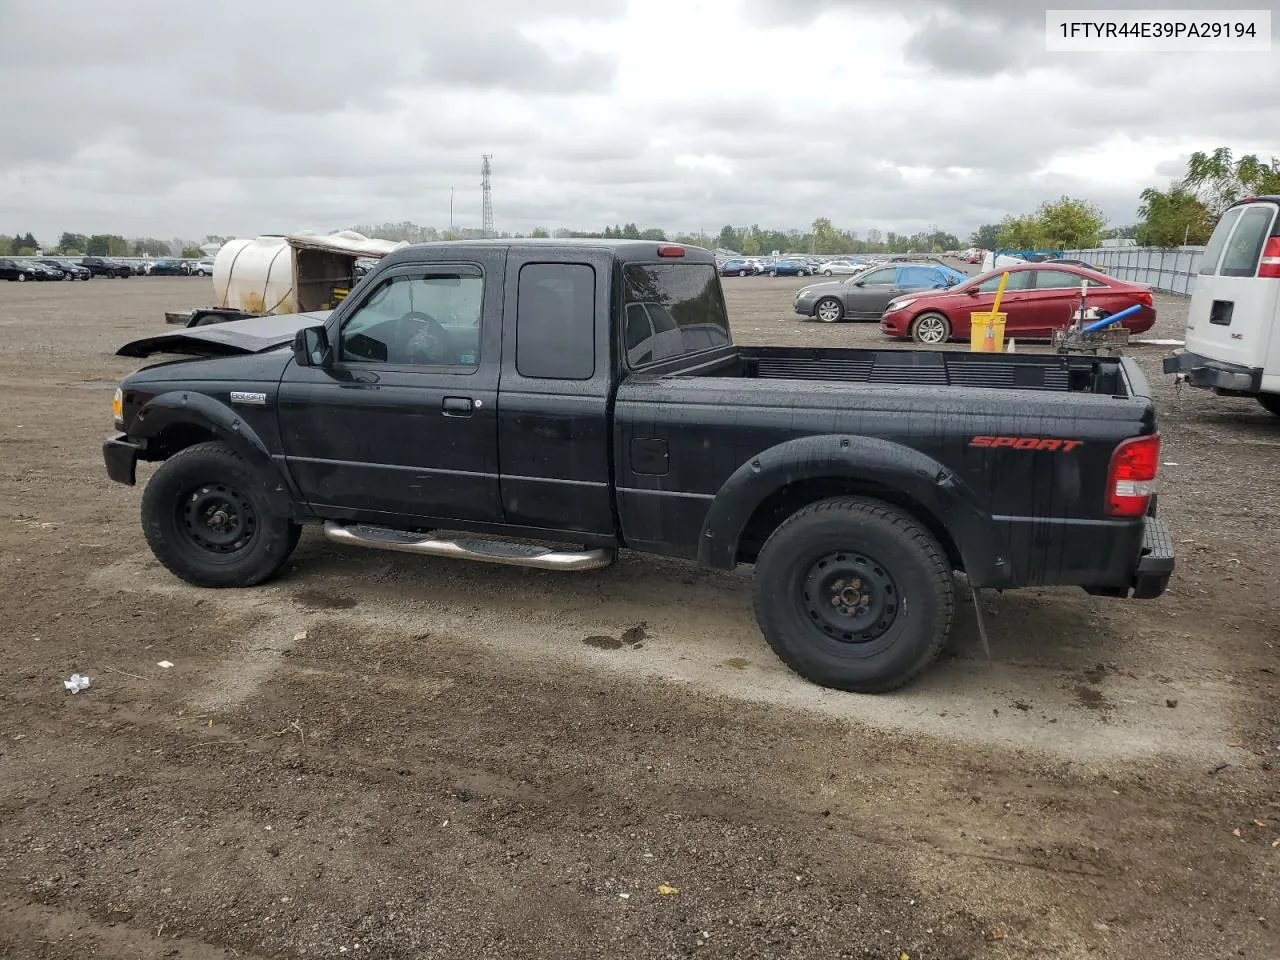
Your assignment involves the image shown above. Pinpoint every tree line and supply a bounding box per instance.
[967,147,1280,251]
[0,231,210,258]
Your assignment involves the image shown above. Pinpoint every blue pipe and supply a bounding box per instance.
[1081,302,1143,333]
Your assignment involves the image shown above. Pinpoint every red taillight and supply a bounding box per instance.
[1257,236,1280,278]
[657,245,685,258]
[1134,289,1153,307]
[1106,434,1160,517]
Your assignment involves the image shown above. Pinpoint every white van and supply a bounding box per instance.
[1163,195,1280,416]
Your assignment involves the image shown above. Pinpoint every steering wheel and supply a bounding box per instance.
[400,311,454,365]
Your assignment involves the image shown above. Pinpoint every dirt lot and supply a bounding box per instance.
[1,274,1277,960]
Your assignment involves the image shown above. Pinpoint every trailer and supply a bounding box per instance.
[164,231,406,327]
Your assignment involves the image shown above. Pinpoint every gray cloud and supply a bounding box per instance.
[0,0,1276,245]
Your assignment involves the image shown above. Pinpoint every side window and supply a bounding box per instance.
[339,269,482,368]
[975,270,1035,293]
[1034,269,1105,289]
[898,266,946,287]
[1220,205,1276,277]
[1199,207,1243,276]
[516,263,596,380]
[859,267,897,285]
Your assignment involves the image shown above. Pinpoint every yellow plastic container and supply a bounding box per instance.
[969,311,1007,352]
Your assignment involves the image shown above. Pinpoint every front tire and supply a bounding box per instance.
[770,270,778,277]
[797,269,807,276]
[911,312,951,344]
[1257,393,1280,417]
[739,269,748,277]
[815,297,843,323]
[141,441,301,588]
[16,273,26,282]
[753,497,954,693]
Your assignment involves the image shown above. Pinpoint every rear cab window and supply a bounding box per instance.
[622,261,731,368]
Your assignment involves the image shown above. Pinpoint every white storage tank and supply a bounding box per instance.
[212,236,296,315]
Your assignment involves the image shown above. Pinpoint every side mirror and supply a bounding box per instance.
[293,325,332,367]
[965,287,980,296]
[853,280,865,287]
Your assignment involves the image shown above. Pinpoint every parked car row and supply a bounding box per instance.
[0,256,215,280]
[792,262,1154,343]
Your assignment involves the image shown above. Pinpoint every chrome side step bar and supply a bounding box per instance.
[322,522,616,572]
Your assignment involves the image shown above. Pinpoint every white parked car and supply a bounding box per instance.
[192,260,215,277]
[819,260,865,276]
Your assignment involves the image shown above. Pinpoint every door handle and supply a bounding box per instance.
[442,396,473,417]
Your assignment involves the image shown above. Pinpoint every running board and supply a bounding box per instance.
[322,522,616,572]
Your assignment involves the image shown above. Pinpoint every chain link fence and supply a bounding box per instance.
[1064,246,1205,296]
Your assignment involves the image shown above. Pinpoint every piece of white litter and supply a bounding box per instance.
[292,631,308,642]
[1132,338,1185,346]
[157,660,174,669]
[1163,462,1179,467]
[618,892,631,899]
[64,674,90,694]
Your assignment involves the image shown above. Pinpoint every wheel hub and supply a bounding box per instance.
[801,552,898,642]
[181,484,256,553]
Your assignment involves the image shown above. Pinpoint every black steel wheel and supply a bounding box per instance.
[753,497,954,692]
[141,441,301,587]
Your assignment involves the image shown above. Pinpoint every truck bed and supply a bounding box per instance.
[732,346,1133,397]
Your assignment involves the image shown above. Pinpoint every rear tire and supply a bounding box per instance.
[770,270,777,277]
[911,312,951,344]
[753,497,954,693]
[16,273,26,282]
[141,441,301,588]
[1257,393,1280,417]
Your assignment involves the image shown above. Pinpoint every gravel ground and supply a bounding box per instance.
[0,273,1277,960]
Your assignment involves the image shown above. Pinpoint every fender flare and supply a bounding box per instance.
[131,391,297,515]
[696,434,1010,586]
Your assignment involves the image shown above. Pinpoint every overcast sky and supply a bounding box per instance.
[1,0,1277,244]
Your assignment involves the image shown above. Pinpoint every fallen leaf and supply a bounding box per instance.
[986,929,1006,941]
[1232,827,1243,837]
[292,631,308,642]
[1272,838,1280,848]
[207,719,213,728]
[1253,820,1267,828]
[156,661,174,669]
[900,953,911,960]
[656,884,680,895]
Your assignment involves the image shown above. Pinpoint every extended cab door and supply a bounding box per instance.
[496,248,617,538]
[277,250,505,526]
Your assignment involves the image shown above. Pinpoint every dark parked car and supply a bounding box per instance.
[148,260,191,277]
[793,263,967,322]
[769,258,813,277]
[29,261,64,280]
[0,258,43,282]
[104,239,1173,694]
[80,257,133,278]
[720,258,760,277]
[40,258,90,280]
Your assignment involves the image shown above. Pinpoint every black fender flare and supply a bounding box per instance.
[131,391,298,515]
[696,434,1010,586]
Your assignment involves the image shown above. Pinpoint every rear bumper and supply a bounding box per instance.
[103,433,143,485]
[1131,517,1175,600]
[1162,349,1263,393]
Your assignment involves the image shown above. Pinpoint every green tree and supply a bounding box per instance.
[1103,224,1138,240]
[1034,196,1105,248]
[58,232,88,254]
[530,226,550,238]
[621,222,641,240]
[1136,184,1215,246]
[969,223,1001,248]
[180,245,203,258]
[639,228,667,241]
[133,237,172,257]
[995,215,1046,249]
[10,232,39,255]
[1183,147,1280,215]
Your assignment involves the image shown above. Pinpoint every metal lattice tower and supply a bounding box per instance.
[480,154,494,238]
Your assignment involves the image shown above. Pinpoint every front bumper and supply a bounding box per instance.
[1131,517,1175,599]
[1162,349,1263,393]
[879,311,909,336]
[793,299,815,316]
[103,433,143,485]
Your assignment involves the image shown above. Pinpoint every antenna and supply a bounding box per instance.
[481,154,494,238]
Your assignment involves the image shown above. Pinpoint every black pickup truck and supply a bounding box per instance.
[104,240,1173,692]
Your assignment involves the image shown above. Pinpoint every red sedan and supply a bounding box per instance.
[879,264,1155,344]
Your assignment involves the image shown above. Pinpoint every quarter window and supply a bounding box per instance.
[516,263,596,380]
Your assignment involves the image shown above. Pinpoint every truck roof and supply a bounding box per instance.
[378,238,717,268]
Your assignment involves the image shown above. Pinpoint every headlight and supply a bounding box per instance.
[112,387,123,426]
[888,298,916,311]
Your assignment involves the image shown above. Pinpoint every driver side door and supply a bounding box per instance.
[277,256,504,527]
